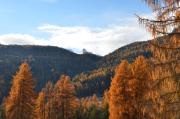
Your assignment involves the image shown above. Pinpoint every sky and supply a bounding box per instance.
[0,0,152,56]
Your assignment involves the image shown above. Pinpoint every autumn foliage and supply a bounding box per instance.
[35,75,78,119]
[4,62,36,119]
[0,1,179,119]
[109,56,153,119]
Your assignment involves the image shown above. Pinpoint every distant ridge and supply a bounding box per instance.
[0,40,152,100]
[98,41,152,67]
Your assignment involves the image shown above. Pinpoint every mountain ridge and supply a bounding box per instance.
[0,40,152,100]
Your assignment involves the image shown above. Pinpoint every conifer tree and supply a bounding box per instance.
[109,60,133,119]
[109,57,156,119]
[43,81,54,119]
[34,81,54,119]
[5,62,36,119]
[130,56,153,118]
[54,75,78,119]
[138,0,180,36]
[34,91,46,119]
[138,0,180,118]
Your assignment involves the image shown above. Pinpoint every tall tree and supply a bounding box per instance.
[138,0,180,36]
[109,60,133,119]
[130,56,153,119]
[4,62,36,119]
[109,56,162,119]
[138,0,180,118]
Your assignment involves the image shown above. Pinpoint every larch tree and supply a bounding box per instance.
[109,60,134,119]
[109,57,154,119]
[34,91,46,119]
[54,75,78,119]
[130,56,153,119]
[137,0,180,118]
[4,62,36,119]
[43,81,54,119]
[138,0,180,36]
[35,81,55,119]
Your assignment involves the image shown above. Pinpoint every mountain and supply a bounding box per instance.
[82,48,92,54]
[0,44,102,99]
[73,40,152,97]
[97,41,152,67]
[0,40,152,100]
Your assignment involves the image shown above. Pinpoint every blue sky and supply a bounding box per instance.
[0,0,152,55]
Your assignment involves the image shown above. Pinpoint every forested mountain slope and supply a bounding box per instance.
[0,45,101,99]
[98,41,152,67]
[0,40,152,99]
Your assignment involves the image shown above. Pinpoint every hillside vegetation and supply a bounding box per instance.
[0,41,152,100]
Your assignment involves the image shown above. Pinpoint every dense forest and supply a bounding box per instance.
[0,0,180,119]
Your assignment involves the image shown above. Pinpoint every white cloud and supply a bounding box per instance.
[0,19,151,56]
[0,34,48,45]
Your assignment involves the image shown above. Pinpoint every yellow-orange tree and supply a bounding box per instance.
[138,0,180,118]
[35,75,78,119]
[34,91,46,119]
[35,81,54,119]
[44,81,54,119]
[53,75,78,119]
[109,56,155,119]
[130,56,153,118]
[5,62,36,119]
[109,60,134,119]
[138,0,180,36]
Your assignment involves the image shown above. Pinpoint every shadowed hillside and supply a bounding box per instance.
[0,40,152,100]
[0,45,101,99]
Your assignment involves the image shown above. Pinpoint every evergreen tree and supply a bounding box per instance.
[4,62,36,119]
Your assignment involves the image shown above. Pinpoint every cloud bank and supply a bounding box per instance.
[0,20,151,56]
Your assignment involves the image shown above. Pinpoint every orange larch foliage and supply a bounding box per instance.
[5,62,36,119]
[109,56,155,119]
[34,91,46,119]
[109,60,133,119]
[53,75,78,119]
[43,81,54,119]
